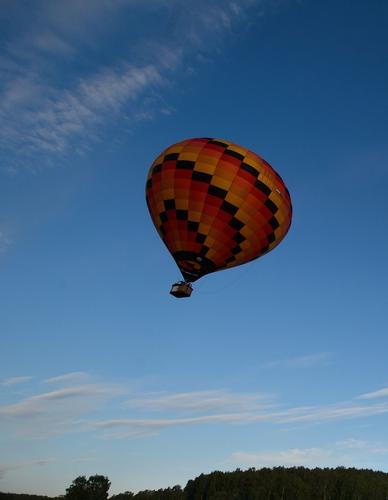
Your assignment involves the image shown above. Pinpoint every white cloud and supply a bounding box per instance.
[0,459,55,479]
[358,387,388,400]
[43,371,90,384]
[231,439,388,469]
[277,402,388,424]
[0,231,12,254]
[0,381,125,439]
[232,447,332,468]
[127,389,272,413]
[336,438,388,454]
[32,32,75,56]
[1,78,44,110]
[0,385,121,418]
[91,412,262,438]
[262,352,333,369]
[1,63,165,157]
[2,376,33,386]
[0,0,259,172]
[4,375,388,441]
[91,393,388,439]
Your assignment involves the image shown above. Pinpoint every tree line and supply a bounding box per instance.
[3,467,388,499]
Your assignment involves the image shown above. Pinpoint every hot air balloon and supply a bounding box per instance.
[145,138,292,298]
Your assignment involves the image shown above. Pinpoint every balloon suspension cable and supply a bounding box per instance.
[169,280,193,298]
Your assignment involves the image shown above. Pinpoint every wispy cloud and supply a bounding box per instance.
[357,387,388,400]
[277,402,388,424]
[4,374,388,440]
[232,447,333,468]
[31,32,75,56]
[91,399,388,439]
[262,352,333,369]
[91,394,388,439]
[0,381,124,438]
[0,458,55,479]
[0,231,12,254]
[0,0,259,173]
[127,390,272,413]
[0,385,121,418]
[1,63,164,160]
[43,371,90,384]
[96,388,388,439]
[2,376,33,386]
[230,439,388,469]
[92,412,262,438]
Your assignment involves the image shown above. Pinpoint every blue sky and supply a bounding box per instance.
[1,0,388,496]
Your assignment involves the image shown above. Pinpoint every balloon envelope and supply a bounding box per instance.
[146,138,292,282]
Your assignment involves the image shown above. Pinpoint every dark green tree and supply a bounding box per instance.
[64,474,110,500]
[64,476,89,500]
[87,476,110,500]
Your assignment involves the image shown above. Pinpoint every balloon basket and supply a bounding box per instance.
[170,281,193,298]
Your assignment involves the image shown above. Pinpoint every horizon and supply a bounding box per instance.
[4,465,388,497]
